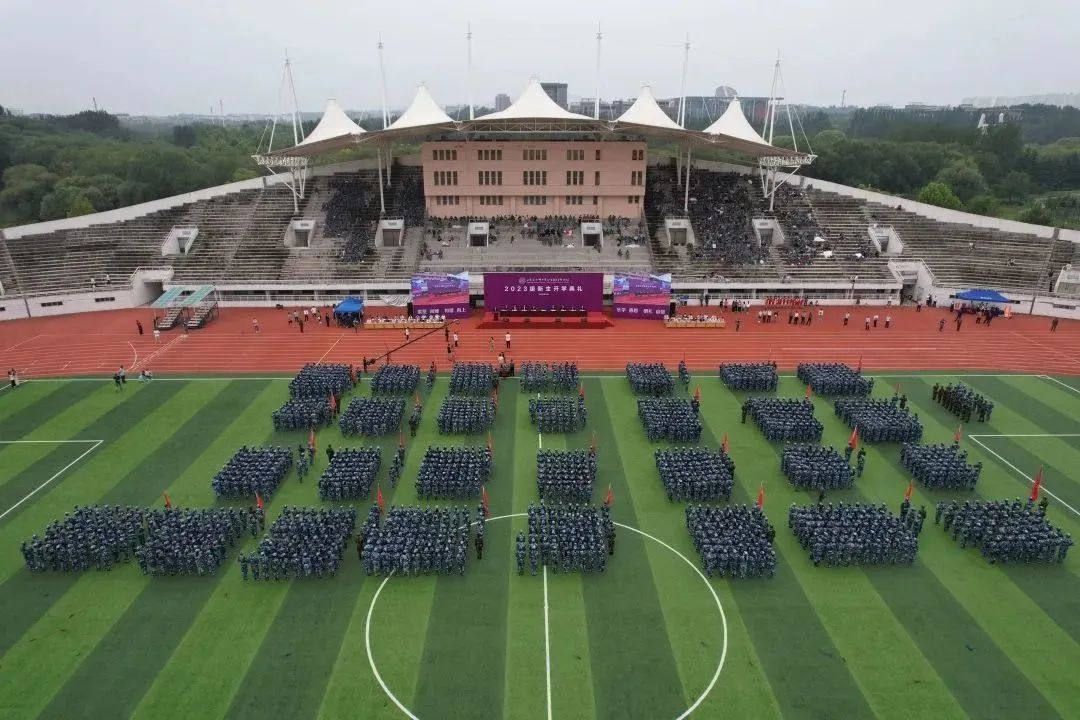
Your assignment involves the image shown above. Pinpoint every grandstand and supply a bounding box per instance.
[1,80,1078,321]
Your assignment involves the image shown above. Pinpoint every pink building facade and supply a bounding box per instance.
[421,140,647,218]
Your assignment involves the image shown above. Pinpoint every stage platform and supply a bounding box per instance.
[478,311,613,330]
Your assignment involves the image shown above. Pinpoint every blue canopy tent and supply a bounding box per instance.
[334,297,364,316]
[955,289,1009,303]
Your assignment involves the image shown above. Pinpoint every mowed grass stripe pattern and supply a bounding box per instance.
[0,373,1077,719]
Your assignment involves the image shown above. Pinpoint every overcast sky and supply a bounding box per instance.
[1,0,1076,116]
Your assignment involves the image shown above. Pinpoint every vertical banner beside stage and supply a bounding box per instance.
[411,272,471,318]
[613,272,671,318]
[482,272,604,312]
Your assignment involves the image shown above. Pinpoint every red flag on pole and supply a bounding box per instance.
[414,392,420,406]
[604,484,614,507]
[487,431,494,454]
[693,386,701,402]
[255,492,264,510]
[904,480,914,501]
[163,492,172,509]
[857,354,863,373]
[953,426,963,443]
[805,384,813,399]
[308,427,317,453]
[1030,466,1044,502]
[329,392,338,413]
[849,427,859,450]
[481,485,491,518]
[756,482,765,509]
[398,430,405,450]
[590,431,597,454]
[579,385,585,400]
[350,365,357,384]
[721,432,730,454]
[376,484,385,514]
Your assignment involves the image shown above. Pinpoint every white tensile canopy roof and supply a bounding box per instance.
[702,98,768,145]
[386,84,454,131]
[478,77,593,121]
[297,98,364,148]
[617,85,683,130]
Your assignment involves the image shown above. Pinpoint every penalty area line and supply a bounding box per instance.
[968,436,1080,520]
[0,439,103,522]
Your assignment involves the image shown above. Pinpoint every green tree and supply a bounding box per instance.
[935,160,987,202]
[965,195,1000,215]
[231,167,259,182]
[917,181,962,209]
[66,196,95,217]
[172,125,198,148]
[0,164,58,222]
[995,171,1036,202]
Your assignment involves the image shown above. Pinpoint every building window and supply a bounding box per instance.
[566,148,584,161]
[523,148,547,161]
[594,170,600,186]
[565,196,583,205]
[566,170,584,186]
[479,195,504,206]
[631,170,643,186]
[628,195,641,204]
[478,170,503,186]
[40,301,64,307]
[432,148,458,161]
[434,195,460,206]
[94,296,116,303]
[592,196,598,205]
[477,148,502,161]
[524,195,548,206]
[595,149,602,161]
[632,148,645,161]
[523,170,548,186]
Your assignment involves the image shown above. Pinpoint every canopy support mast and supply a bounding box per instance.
[378,37,392,185]
[594,23,602,120]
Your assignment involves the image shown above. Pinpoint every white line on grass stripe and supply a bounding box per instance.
[968,436,1080,520]
[543,565,553,720]
[1040,375,1080,395]
[0,439,106,443]
[970,434,1080,438]
[365,573,420,720]
[0,440,103,522]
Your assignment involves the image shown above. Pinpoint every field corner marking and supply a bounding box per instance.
[967,436,1080,520]
[0,439,104,522]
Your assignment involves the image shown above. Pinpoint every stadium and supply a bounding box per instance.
[1,31,1080,720]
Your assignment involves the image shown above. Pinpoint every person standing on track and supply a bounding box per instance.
[405,327,411,343]
[136,320,144,336]
[1051,318,1059,332]
[505,331,512,349]
[453,331,459,348]
[252,318,260,334]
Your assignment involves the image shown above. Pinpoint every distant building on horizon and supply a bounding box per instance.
[494,93,511,112]
[962,92,1080,109]
[541,82,569,110]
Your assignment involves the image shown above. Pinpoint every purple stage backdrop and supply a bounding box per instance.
[410,272,471,318]
[483,272,604,312]
[613,272,671,319]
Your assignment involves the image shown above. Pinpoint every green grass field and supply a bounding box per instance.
[1,371,1079,720]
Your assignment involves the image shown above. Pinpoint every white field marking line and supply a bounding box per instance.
[135,334,186,370]
[0,439,104,444]
[0,439,103,522]
[1039,375,1080,395]
[970,434,1080,438]
[128,341,139,370]
[779,346,940,351]
[364,512,728,720]
[543,565,553,720]
[1008,331,1080,368]
[1,335,43,353]
[316,333,348,364]
[968,436,1080,520]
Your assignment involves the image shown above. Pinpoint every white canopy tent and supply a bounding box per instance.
[385,84,454,132]
[478,77,594,121]
[616,85,683,130]
[702,98,768,145]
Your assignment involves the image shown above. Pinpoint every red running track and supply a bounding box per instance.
[1,305,1078,378]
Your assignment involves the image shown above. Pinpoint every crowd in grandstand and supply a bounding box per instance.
[789,503,921,567]
[240,507,356,580]
[936,499,1071,564]
[687,504,777,579]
